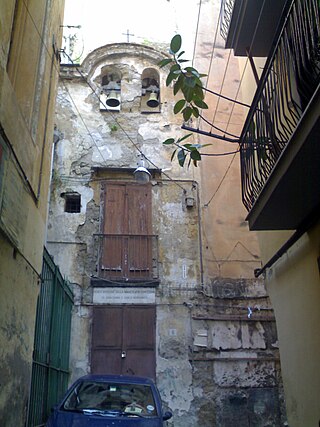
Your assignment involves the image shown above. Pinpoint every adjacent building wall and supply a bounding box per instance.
[0,1,64,425]
[258,223,320,426]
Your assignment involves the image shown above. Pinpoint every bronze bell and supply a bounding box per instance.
[147,92,159,108]
[106,90,120,107]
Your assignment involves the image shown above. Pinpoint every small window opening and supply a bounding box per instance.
[62,193,81,213]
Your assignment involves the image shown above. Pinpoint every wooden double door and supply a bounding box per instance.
[91,305,156,379]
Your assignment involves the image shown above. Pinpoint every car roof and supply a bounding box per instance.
[75,374,156,386]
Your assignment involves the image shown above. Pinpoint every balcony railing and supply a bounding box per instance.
[240,0,320,211]
[94,234,159,282]
[220,0,235,41]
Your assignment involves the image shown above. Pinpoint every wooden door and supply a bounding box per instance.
[101,183,152,279]
[91,305,156,379]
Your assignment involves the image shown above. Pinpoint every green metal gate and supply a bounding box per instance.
[27,247,74,427]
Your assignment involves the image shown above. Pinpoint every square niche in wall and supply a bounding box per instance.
[62,192,81,213]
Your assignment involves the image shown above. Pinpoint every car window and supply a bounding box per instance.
[63,381,158,416]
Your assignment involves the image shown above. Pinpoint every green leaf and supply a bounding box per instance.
[170,34,182,54]
[193,76,203,87]
[173,74,184,95]
[163,138,175,145]
[171,148,177,161]
[170,64,181,73]
[185,67,200,78]
[185,66,197,73]
[185,76,197,88]
[183,106,193,121]
[177,133,192,143]
[177,50,185,58]
[178,59,189,63]
[189,143,201,149]
[182,86,194,103]
[166,71,177,86]
[174,99,186,114]
[194,84,204,100]
[193,98,208,109]
[190,150,201,161]
[192,106,199,117]
[158,58,172,68]
[177,149,186,167]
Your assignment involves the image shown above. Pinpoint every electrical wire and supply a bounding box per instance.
[203,0,222,89]
[197,113,240,139]
[191,1,247,140]
[192,0,202,67]
[210,48,233,129]
[203,151,237,207]
[198,0,267,205]
[60,81,108,164]
[20,0,187,190]
[21,0,248,175]
[60,50,187,190]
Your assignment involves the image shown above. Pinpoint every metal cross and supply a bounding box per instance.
[122,29,134,42]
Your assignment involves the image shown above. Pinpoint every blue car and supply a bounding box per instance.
[46,374,173,427]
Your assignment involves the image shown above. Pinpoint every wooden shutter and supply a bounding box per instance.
[101,183,152,280]
[101,185,126,277]
[127,185,152,278]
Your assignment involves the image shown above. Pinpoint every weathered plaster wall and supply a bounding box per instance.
[48,41,286,426]
[155,277,286,426]
[0,0,65,425]
[180,0,263,281]
[0,237,39,426]
[260,223,320,427]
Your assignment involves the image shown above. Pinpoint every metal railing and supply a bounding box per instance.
[240,0,320,211]
[27,248,73,427]
[94,234,159,281]
[220,0,235,41]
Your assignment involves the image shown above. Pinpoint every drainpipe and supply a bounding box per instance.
[195,181,204,289]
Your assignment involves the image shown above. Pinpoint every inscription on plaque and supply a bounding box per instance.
[93,287,156,304]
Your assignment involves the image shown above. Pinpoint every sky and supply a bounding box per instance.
[62,0,201,63]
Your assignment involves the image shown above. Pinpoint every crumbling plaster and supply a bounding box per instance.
[48,42,286,426]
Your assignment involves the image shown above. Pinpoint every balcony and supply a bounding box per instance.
[240,0,320,230]
[221,0,288,56]
[93,234,159,284]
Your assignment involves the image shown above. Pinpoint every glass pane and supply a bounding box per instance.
[63,381,157,416]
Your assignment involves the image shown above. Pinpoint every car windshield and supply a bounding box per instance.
[63,380,158,417]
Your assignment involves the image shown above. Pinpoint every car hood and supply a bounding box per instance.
[48,411,163,427]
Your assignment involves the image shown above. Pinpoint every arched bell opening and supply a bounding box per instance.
[100,71,122,111]
[141,68,160,113]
